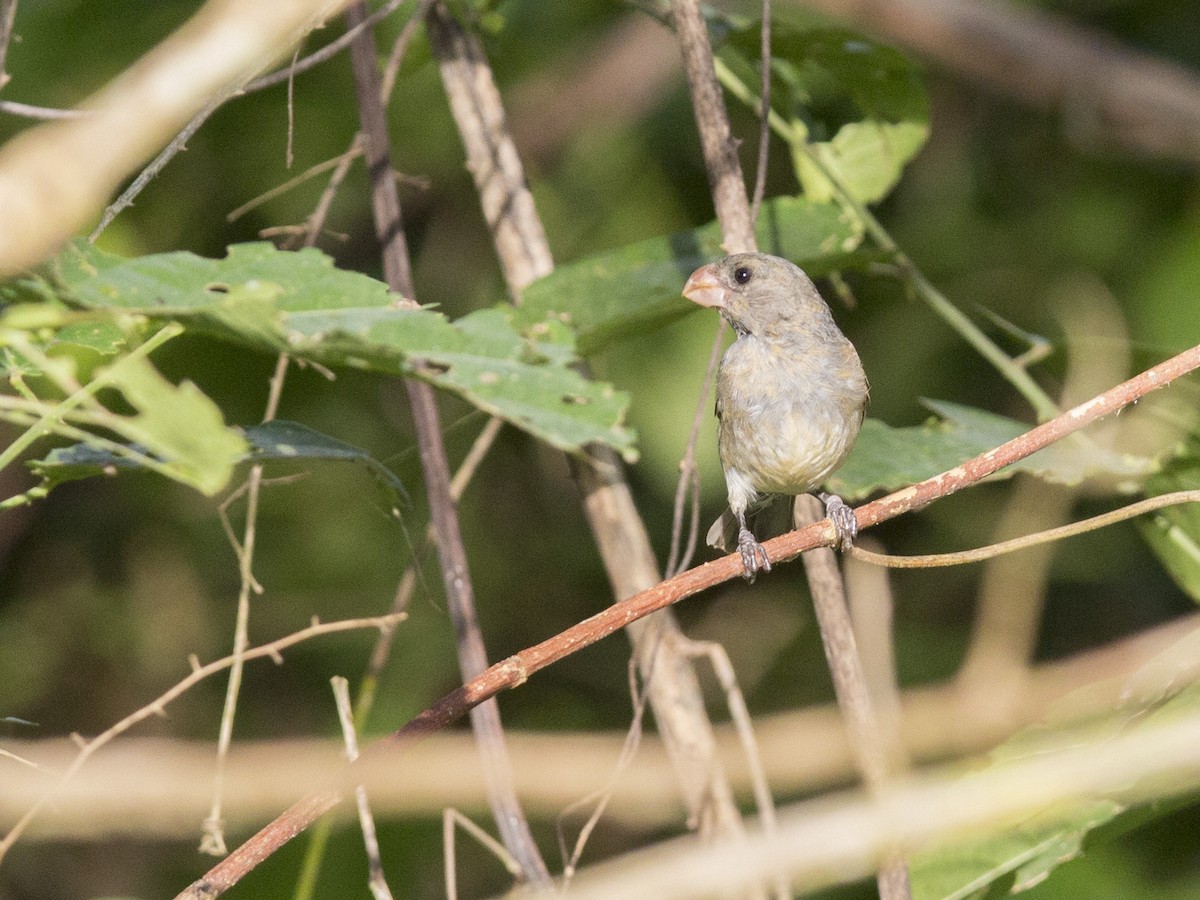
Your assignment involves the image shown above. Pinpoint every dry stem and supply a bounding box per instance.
[344,2,548,885]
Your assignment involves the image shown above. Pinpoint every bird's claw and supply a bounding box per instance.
[820,492,858,550]
[737,527,771,582]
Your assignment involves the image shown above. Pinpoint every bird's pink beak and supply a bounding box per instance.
[682,263,727,309]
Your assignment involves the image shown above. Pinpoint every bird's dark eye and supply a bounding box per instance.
[733,266,753,285]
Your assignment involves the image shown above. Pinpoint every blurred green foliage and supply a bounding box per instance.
[3,1,1200,898]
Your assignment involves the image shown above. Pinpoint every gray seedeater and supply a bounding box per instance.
[683,253,868,580]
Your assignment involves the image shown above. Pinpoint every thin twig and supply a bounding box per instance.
[380,0,437,100]
[0,613,406,864]
[332,677,394,900]
[558,658,651,883]
[665,319,726,577]
[226,150,359,223]
[285,46,299,169]
[243,0,411,94]
[90,95,226,241]
[444,808,523,900]
[749,0,772,224]
[853,490,1200,569]
[300,137,360,247]
[0,0,17,91]
[344,2,549,886]
[201,352,290,856]
[0,99,87,119]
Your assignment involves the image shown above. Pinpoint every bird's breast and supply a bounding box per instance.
[716,335,866,495]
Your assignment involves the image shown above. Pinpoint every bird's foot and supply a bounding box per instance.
[737,527,771,582]
[818,492,858,550]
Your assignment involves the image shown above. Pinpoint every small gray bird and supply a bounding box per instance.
[682,253,868,580]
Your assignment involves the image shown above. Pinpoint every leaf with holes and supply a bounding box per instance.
[32,241,636,460]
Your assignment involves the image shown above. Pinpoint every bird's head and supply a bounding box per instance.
[682,252,830,338]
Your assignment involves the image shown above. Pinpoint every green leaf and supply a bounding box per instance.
[36,241,635,460]
[242,420,408,503]
[827,400,1151,501]
[30,419,407,507]
[909,644,1200,899]
[515,196,860,356]
[1138,443,1200,602]
[96,356,248,495]
[723,24,930,203]
[799,119,930,204]
[910,799,1122,900]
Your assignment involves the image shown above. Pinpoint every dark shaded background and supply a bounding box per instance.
[2,1,1200,897]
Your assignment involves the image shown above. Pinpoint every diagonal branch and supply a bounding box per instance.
[172,321,1200,900]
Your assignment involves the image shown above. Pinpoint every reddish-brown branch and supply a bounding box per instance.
[173,340,1200,897]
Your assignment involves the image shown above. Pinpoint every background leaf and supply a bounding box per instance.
[722,23,930,203]
[828,400,1152,500]
[514,195,861,356]
[29,419,407,506]
[39,241,637,460]
[1139,444,1200,602]
[89,356,247,496]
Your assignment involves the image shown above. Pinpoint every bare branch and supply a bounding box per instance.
[427,0,747,847]
[344,2,548,886]
[0,613,406,863]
